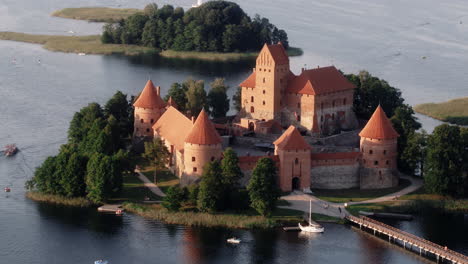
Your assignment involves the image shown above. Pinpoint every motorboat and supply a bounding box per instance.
[298,199,324,233]
[227,237,241,244]
[94,260,108,264]
[78,53,86,56]
[4,144,18,157]
[4,187,11,192]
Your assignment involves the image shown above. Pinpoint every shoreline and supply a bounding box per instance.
[414,97,468,126]
[52,7,140,23]
[26,191,96,208]
[0,31,302,61]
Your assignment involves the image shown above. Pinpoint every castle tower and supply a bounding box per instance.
[133,80,167,138]
[240,43,291,121]
[183,109,222,184]
[359,105,399,189]
[273,126,311,192]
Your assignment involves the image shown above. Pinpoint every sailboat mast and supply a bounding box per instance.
[309,199,312,223]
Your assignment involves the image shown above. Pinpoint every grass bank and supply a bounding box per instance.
[52,7,140,23]
[414,97,468,125]
[0,32,155,55]
[123,202,307,229]
[26,191,96,207]
[312,178,411,203]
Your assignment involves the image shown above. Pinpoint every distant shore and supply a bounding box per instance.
[414,97,468,126]
[52,7,140,23]
[0,31,302,61]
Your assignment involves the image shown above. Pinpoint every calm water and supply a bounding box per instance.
[1,0,467,263]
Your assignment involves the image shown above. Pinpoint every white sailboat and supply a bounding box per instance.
[298,199,324,233]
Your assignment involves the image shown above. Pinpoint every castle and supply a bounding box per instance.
[133,43,400,191]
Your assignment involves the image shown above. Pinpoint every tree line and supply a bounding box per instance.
[101,1,289,53]
[161,147,280,216]
[26,92,134,203]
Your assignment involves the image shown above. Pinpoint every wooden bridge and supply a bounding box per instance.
[346,215,468,264]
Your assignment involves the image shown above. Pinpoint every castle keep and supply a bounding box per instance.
[133,44,400,191]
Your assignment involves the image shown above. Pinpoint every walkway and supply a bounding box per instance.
[280,175,423,218]
[134,170,166,197]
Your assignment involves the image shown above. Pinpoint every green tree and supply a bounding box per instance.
[232,87,242,112]
[104,91,132,139]
[197,161,225,212]
[185,79,207,117]
[143,3,158,18]
[143,138,170,183]
[400,131,428,176]
[162,186,185,211]
[32,156,58,194]
[86,153,114,203]
[207,78,230,118]
[221,147,243,187]
[61,152,87,197]
[121,13,149,45]
[68,103,103,144]
[164,82,188,112]
[247,157,280,216]
[424,124,465,196]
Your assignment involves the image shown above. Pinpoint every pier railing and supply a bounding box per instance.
[346,215,468,264]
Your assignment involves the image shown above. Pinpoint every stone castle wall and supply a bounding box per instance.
[360,167,399,189]
[311,163,360,189]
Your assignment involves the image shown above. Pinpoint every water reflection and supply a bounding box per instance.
[250,229,278,264]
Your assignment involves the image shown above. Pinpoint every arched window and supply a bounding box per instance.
[386,160,390,165]
[251,96,254,103]
[250,106,255,113]
[151,119,154,124]
[193,167,197,172]
[146,128,150,132]
[263,101,266,106]
[297,115,301,122]
[140,119,144,123]
[263,90,266,94]
[374,160,379,165]
[295,158,299,165]
[192,157,196,162]
[263,77,266,83]
[369,150,373,154]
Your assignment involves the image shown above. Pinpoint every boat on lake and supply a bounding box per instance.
[4,187,11,192]
[227,237,241,244]
[3,144,18,157]
[298,200,324,233]
[94,260,108,264]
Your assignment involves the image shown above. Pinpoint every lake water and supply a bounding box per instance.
[0,0,467,263]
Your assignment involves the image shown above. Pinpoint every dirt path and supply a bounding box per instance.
[134,170,166,197]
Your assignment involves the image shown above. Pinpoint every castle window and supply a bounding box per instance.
[263,101,266,106]
[369,150,373,154]
[295,158,299,165]
[151,119,154,124]
[263,78,266,83]
[383,150,387,155]
[251,96,254,103]
[297,103,300,108]
[192,157,196,162]
[343,98,347,105]
[146,128,150,132]
[374,160,379,165]
[211,156,215,161]
[297,115,301,122]
[193,167,197,172]
[269,69,271,72]
[263,90,266,94]
[140,119,144,123]
[250,106,255,113]
[386,160,390,165]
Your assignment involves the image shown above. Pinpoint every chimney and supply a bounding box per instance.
[156,86,161,96]
[191,116,195,124]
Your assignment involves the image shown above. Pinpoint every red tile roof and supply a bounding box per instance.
[287,66,356,95]
[359,105,399,139]
[311,152,361,160]
[166,96,178,109]
[133,80,166,109]
[239,72,256,87]
[152,106,192,151]
[185,109,222,145]
[265,43,289,65]
[273,126,311,150]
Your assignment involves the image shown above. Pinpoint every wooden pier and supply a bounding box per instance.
[97,204,123,213]
[346,215,468,264]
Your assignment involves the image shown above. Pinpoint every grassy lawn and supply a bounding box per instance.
[109,173,162,202]
[0,32,155,55]
[312,178,411,203]
[52,7,140,22]
[414,97,468,125]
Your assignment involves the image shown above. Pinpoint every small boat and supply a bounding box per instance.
[298,200,324,233]
[4,144,18,157]
[227,237,241,244]
[94,260,108,264]
[78,53,86,56]
[115,209,123,215]
[4,187,11,192]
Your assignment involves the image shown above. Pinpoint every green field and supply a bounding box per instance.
[312,179,411,203]
[52,7,140,22]
[414,97,468,125]
[0,32,155,55]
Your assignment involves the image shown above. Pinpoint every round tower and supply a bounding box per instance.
[183,109,222,185]
[273,126,311,192]
[133,80,166,138]
[359,105,399,189]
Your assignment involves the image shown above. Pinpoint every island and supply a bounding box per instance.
[414,97,468,125]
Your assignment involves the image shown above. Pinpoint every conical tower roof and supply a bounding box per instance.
[359,105,399,139]
[273,126,311,150]
[133,80,166,109]
[184,109,222,145]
